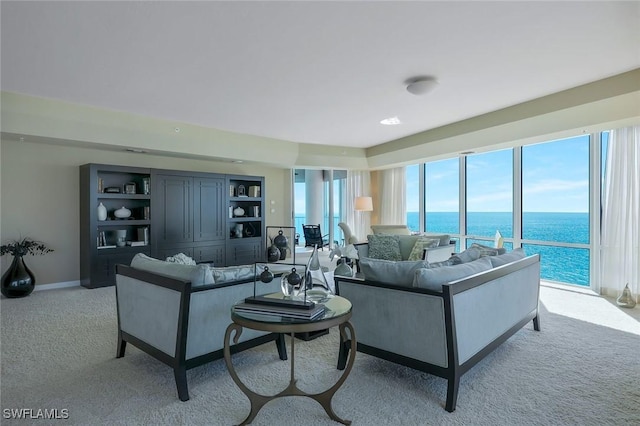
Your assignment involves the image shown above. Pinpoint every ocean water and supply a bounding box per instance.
[296,212,591,286]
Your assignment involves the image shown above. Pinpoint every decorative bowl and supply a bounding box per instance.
[114,206,132,219]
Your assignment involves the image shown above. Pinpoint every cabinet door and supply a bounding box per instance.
[193,244,225,265]
[155,174,193,244]
[194,177,225,242]
[95,251,148,288]
[226,240,263,266]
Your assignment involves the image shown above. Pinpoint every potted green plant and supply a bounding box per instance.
[1,238,53,298]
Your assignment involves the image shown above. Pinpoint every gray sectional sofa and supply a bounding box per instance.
[335,249,541,412]
[115,254,286,401]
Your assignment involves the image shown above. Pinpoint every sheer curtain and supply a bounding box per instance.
[600,126,639,301]
[378,167,407,225]
[346,170,372,241]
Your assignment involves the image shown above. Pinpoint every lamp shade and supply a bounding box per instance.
[354,196,373,212]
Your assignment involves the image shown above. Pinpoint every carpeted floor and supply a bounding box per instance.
[1,285,639,425]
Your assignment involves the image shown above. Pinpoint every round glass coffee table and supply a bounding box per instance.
[223,293,356,426]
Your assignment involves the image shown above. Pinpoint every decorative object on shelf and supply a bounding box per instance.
[1,238,53,298]
[229,185,235,197]
[104,187,121,193]
[97,202,107,221]
[97,177,104,193]
[248,186,260,197]
[259,265,274,283]
[252,206,260,217]
[142,177,150,195]
[243,222,256,238]
[274,230,288,260]
[114,206,132,219]
[115,230,127,247]
[281,267,303,297]
[124,182,136,194]
[616,283,637,309]
[237,185,246,197]
[137,227,149,245]
[232,223,244,239]
[233,206,245,217]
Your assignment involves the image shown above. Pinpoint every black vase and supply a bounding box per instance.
[1,255,36,298]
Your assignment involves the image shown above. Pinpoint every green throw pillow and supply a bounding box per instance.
[407,237,440,261]
[367,234,402,261]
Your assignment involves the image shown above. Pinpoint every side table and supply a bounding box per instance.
[224,294,356,425]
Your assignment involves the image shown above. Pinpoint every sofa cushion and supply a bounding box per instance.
[489,248,526,267]
[210,264,255,283]
[359,257,429,287]
[450,246,482,264]
[367,234,402,261]
[413,257,493,292]
[130,253,214,287]
[370,225,411,235]
[407,237,440,261]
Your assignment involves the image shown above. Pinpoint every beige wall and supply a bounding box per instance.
[0,139,292,285]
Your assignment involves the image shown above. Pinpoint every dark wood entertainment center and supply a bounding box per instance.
[80,163,265,288]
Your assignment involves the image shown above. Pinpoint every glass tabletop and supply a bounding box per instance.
[231,292,352,325]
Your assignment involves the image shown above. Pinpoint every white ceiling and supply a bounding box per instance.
[2,1,639,149]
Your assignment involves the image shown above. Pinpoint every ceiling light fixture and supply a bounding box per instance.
[380,116,401,125]
[406,76,438,95]
[125,148,147,153]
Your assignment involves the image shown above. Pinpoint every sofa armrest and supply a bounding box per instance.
[446,255,540,364]
[115,265,189,357]
[336,277,449,367]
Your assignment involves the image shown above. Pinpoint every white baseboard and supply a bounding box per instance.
[34,280,81,291]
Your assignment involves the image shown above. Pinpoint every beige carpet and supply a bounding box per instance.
[1,285,639,425]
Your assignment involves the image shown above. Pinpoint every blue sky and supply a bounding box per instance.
[408,134,592,213]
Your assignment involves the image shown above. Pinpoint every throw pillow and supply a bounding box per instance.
[211,264,255,283]
[407,237,440,261]
[449,246,482,264]
[130,253,214,287]
[413,257,493,292]
[470,243,507,257]
[489,248,526,267]
[165,252,196,265]
[367,234,402,261]
[359,257,429,287]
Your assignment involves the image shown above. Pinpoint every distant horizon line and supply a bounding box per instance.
[295,211,589,215]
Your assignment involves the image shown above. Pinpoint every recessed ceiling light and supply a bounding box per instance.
[125,148,147,153]
[232,160,244,163]
[380,116,401,125]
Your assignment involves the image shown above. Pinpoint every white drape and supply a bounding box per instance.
[600,126,640,302]
[346,170,372,241]
[378,167,407,225]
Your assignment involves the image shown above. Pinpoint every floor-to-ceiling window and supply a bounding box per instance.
[412,133,601,288]
[466,149,513,250]
[521,135,591,285]
[406,164,420,232]
[293,168,346,248]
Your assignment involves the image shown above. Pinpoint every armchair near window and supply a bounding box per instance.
[302,224,330,250]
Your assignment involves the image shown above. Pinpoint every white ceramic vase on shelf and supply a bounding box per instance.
[97,202,107,221]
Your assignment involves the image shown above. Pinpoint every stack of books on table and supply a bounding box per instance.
[234,301,326,320]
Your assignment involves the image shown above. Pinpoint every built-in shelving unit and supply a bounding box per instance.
[80,164,266,288]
